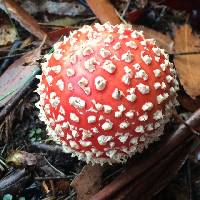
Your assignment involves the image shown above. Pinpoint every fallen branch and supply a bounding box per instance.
[91,108,200,200]
[114,138,195,200]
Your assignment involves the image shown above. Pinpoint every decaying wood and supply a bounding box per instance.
[86,0,121,25]
[91,108,200,200]
[0,0,47,41]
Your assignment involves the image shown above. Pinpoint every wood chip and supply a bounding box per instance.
[174,24,200,98]
[71,164,104,200]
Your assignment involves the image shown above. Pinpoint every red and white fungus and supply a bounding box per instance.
[36,23,179,165]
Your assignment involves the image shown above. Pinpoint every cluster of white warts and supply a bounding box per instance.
[36,23,179,164]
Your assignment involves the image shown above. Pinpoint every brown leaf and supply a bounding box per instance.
[174,24,200,98]
[71,164,104,200]
[134,25,173,52]
[54,180,70,193]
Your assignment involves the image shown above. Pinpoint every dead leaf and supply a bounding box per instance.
[40,17,81,27]
[48,27,76,42]
[6,150,39,167]
[174,24,200,98]
[0,25,17,46]
[0,47,41,108]
[41,1,86,16]
[126,9,144,24]
[54,180,70,193]
[71,164,104,200]
[0,0,47,41]
[21,0,86,16]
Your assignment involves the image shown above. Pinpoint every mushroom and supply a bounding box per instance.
[36,23,179,165]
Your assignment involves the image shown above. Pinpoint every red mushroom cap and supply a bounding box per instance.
[36,23,179,164]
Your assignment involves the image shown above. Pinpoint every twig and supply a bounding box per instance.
[0,40,22,75]
[121,0,131,18]
[173,110,200,136]
[44,156,66,177]
[0,52,27,61]
[35,176,70,181]
[172,51,200,56]
[64,191,76,200]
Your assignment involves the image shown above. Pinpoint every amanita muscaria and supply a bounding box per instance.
[36,23,179,164]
